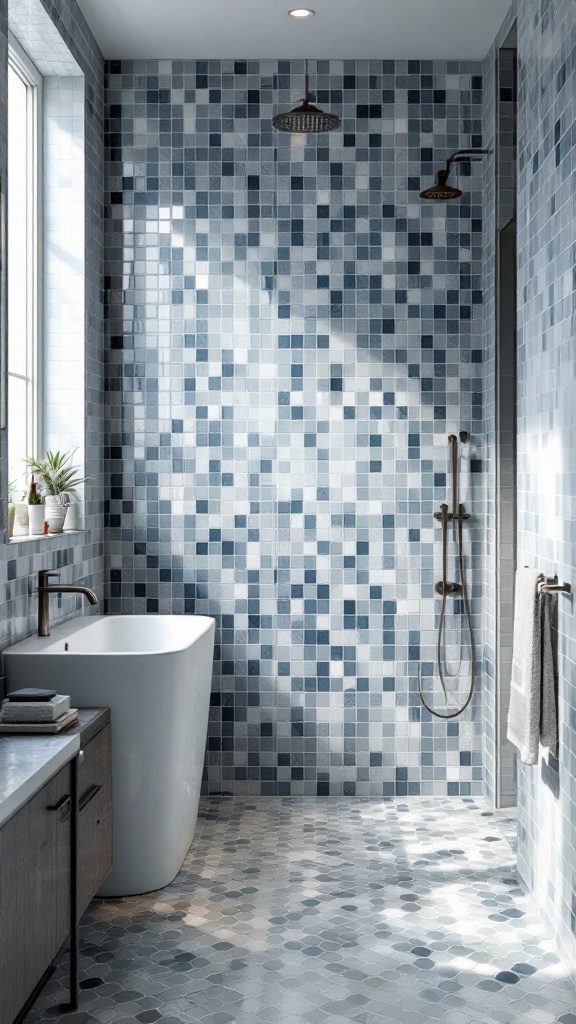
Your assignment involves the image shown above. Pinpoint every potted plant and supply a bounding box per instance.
[26,474,45,536]
[25,450,90,534]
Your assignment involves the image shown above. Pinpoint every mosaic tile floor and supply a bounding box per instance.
[31,798,574,1024]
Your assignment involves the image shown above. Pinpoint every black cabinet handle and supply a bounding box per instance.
[79,783,102,811]
[47,793,71,821]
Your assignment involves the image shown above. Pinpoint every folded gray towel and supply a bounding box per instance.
[507,567,558,764]
[540,589,558,755]
[1,694,71,723]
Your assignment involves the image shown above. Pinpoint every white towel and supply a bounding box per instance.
[507,568,557,764]
[1,694,71,723]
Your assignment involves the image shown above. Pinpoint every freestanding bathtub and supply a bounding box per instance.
[3,614,215,897]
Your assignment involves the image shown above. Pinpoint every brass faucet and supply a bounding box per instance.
[37,570,98,637]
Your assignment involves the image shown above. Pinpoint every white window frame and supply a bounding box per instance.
[7,32,43,478]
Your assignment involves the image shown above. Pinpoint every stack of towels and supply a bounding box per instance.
[0,688,78,733]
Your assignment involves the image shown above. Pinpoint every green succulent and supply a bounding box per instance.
[25,450,90,499]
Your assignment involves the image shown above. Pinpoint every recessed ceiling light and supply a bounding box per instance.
[288,8,315,18]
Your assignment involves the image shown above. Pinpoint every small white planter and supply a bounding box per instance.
[44,495,68,534]
[64,501,82,531]
[14,502,29,536]
[28,504,45,536]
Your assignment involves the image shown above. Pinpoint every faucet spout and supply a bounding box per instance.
[37,570,98,637]
[49,585,98,604]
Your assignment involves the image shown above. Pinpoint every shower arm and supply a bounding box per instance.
[303,61,310,102]
[443,149,491,177]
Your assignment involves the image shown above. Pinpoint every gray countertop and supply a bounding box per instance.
[0,731,80,828]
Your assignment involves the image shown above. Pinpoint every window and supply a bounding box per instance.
[5,12,87,543]
[7,35,42,494]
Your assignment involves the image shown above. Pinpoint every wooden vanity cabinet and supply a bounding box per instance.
[0,764,72,1024]
[77,714,112,916]
[0,709,112,1024]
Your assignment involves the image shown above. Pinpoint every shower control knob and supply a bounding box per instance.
[434,581,462,596]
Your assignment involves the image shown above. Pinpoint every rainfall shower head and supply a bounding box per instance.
[420,149,490,200]
[420,168,462,201]
[272,60,340,134]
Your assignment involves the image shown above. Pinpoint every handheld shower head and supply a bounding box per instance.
[420,148,490,201]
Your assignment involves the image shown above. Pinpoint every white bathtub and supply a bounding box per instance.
[4,614,215,897]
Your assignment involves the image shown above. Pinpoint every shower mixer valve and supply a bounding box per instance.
[434,580,462,596]
[433,508,470,523]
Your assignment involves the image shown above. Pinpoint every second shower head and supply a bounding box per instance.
[420,149,490,201]
[420,169,462,201]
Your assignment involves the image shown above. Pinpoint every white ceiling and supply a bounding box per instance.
[76,0,512,60]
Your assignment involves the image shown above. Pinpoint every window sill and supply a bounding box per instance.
[8,530,88,546]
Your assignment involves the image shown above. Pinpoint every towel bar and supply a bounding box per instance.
[538,580,572,595]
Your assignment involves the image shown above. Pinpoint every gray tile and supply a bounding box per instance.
[27,797,575,1023]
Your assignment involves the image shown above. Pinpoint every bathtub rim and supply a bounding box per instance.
[2,613,216,658]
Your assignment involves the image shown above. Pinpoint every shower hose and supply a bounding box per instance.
[417,502,476,720]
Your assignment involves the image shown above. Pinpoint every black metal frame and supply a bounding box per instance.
[61,750,79,1012]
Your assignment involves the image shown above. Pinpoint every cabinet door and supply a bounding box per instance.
[0,766,72,1024]
[78,723,112,915]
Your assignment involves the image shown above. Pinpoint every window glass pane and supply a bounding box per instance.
[7,63,29,379]
[8,373,28,487]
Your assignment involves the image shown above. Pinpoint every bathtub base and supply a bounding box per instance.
[4,615,216,897]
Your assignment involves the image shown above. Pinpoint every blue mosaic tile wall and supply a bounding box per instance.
[105,58,485,796]
[0,0,105,659]
[509,0,576,982]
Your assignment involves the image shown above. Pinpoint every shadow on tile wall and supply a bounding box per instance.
[105,58,485,796]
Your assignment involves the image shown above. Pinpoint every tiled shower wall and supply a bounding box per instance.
[105,59,485,796]
[511,0,576,980]
[0,0,105,658]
